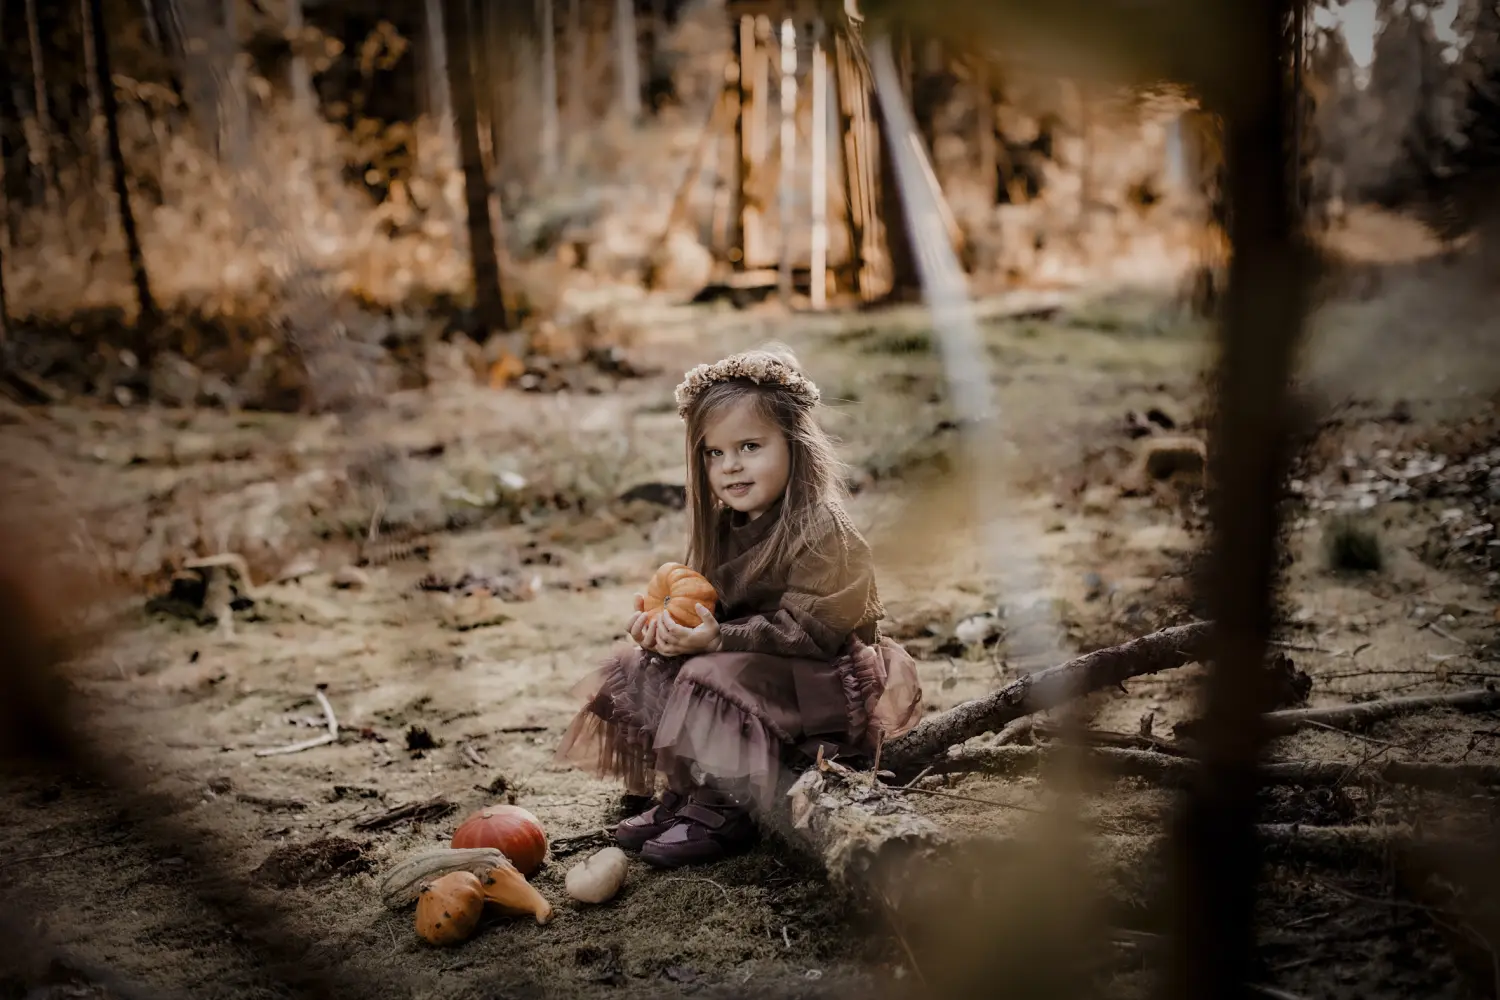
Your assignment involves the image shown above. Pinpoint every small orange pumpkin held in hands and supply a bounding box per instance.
[643,562,718,628]
[415,870,486,946]
[451,804,548,876]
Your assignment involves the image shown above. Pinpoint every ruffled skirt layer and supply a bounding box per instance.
[554,636,923,810]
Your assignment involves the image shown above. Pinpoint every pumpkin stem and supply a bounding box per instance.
[481,866,554,925]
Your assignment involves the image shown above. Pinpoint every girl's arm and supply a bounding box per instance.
[715,520,874,660]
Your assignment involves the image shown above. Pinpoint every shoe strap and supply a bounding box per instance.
[675,802,728,830]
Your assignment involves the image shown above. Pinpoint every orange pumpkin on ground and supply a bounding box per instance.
[643,562,718,628]
[451,804,548,876]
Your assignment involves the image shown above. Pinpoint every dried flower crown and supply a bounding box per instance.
[674,350,822,419]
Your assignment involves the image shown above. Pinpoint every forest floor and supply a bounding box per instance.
[2,208,1499,1000]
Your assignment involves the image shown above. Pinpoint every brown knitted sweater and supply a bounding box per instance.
[708,500,885,659]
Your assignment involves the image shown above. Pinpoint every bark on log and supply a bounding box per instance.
[783,761,947,900]
[883,621,1214,775]
[934,744,1500,791]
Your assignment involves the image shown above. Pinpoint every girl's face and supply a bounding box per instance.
[700,396,791,519]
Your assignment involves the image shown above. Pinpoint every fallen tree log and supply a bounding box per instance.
[932,744,1500,791]
[1260,687,1500,735]
[784,759,948,901]
[883,621,1214,775]
[784,757,1476,909]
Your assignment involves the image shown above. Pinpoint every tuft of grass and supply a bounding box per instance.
[1324,514,1384,574]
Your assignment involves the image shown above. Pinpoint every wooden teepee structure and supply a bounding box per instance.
[650,0,954,307]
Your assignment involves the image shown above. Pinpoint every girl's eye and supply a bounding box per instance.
[743,442,759,453]
[706,449,722,459]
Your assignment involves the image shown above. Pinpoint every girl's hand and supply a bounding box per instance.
[653,604,721,657]
[627,593,658,650]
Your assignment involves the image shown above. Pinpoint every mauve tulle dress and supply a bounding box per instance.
[554,501,924,809]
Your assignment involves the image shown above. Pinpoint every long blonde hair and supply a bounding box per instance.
[681,344,848,584]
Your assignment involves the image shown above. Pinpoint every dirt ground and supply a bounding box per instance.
[2,209,1499,1000]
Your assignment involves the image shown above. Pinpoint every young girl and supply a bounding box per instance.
[554,344,923,869]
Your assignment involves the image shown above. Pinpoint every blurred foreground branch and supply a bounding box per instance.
[0,494,409,999]
[1162,0,1313,996]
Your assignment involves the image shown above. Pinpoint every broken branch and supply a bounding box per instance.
[1032,722,1193,757]
[255,685,339,757]
[933,744,1500,792]
[352,796,454,832]
[1260,687,1500,736]
[883,621,1214,774]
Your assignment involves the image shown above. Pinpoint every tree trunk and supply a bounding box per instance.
[22,0,59,214]
[876,111,919,299]
[729,15,750,269]
[286,0,314,120]
[973,55,997,208]
[423,0,454,146]
[489,3,520,191]
[0,6,12,253]
[469,0,495,168]
[539,0,559,174]
[0,238,9,343]
[88,0,156,324]
[79,0,113,232]
[736,15,771,269]
[777,18,797,303]
[615,0,641,123]
[566,0,586,134]
[810,20,829,308]
[221,0,247,167]
[138,0,161,48]
[443,0,510,340]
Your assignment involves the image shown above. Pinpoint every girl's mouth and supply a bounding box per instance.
[724,482,752,496]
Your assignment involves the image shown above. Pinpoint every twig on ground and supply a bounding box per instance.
[1271,640,1338,655]
[891,782,1047,814]
[367,492,385,543]
[902,765,933,789]
[547,829,615,858]
[351,797,454,832]
[1295,719,1410,751]
[1250,985,1309,1000]
[872,886,932,993]
[1426,622,1470,647]
[0,833,132,871]
[1033,722,1192,757]
[255,685,339,757]
[235,793,309,811]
